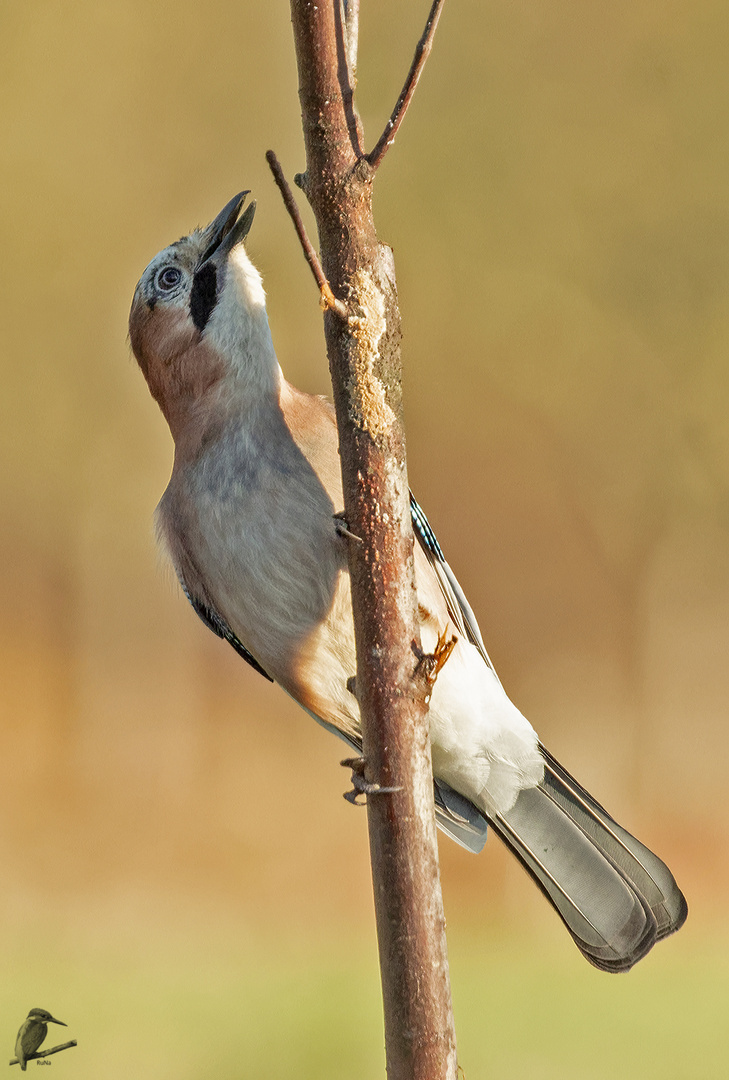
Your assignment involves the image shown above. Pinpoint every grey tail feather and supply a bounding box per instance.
[435,778,490,853]
[484,746,687,972]
[538,745,688,942]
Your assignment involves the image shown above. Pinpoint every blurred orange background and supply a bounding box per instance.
[1,2,727,1076]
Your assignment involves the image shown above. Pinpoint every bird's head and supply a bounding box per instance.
[130,192,278,442]
[25,1009,66,1026]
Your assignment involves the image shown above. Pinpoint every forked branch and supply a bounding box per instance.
[367,0,446,170]
[265,150,349,319]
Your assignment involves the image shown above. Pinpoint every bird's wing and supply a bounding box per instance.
[157,498,274,682]
[15,1022,29,1059]
[409,493,501,683]
[178,576,273,681]
[177,491,488,690]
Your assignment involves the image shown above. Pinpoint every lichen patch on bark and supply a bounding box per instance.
[346,267,397,440]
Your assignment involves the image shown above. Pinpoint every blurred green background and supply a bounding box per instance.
[1,1,727,1076]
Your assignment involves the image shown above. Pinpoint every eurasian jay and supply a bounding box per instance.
[129,192,686,972]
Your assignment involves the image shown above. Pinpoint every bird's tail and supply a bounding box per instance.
[484,745,687,972]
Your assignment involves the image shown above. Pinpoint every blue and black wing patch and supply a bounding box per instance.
[409,492,446,562]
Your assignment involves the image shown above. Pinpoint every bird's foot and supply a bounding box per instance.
[413,627,457,700]
[334,512,362,544]
[341,757,402,805]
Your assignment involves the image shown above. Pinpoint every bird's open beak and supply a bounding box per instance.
[199,191,257,267]
[48,1016,66,1026]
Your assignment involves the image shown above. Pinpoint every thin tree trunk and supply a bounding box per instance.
[287,3,457,1077]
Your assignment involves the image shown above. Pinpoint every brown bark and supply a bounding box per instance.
[287,3,457,1078]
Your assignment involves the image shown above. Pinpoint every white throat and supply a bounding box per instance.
[207,246,282,398]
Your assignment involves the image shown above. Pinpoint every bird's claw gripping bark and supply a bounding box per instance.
[341,756,402,805]
[333,512,363,543]
[414,626,457,691]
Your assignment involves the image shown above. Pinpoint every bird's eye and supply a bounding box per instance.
[156,266,182,292]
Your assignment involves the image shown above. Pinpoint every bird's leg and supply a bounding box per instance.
[333,511,363,543]
[413,627,457,701]
[341,757,402,804]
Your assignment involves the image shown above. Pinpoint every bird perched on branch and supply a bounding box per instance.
[14,1009,66,1070]
[129,192,687,972]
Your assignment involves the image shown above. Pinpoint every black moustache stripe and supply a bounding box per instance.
[190,263,218,332]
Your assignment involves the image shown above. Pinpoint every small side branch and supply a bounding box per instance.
[342,0,360,84]
[367,0,446,171]
[265,150,349,319]
[10,1040,78,1067]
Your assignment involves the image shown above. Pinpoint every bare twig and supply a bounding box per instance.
[342,0,360,83]
[10,1040,78,1067]
[367,0,446,170]
[265,150,349,319]
[333,0,364,158]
